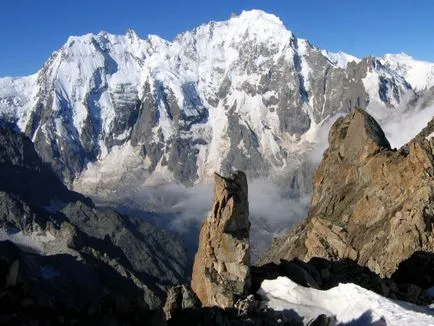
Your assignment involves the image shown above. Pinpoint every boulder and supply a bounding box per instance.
[191,171,250,308]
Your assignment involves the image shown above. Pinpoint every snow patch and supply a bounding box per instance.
[0,227,54,254]
[73,141,154,197]
[258,277,434,325]
[321,50,360,69]
[362,71,382,104]
[427,132,434,140]
[0,227,80,257]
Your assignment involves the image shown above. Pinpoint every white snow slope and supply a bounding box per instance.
[381,53,434,92]
[0,228,79,257]
[258,277,434,325]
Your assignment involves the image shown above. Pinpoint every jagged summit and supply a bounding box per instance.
[383,52,414,61]
[221,9,290,38]
[178,9,290,42]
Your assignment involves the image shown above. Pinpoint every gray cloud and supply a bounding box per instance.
[371,92,434,148]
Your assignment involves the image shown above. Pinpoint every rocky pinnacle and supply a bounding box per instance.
[191,171,250,307]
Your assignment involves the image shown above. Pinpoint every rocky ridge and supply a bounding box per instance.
[260,108,434,278]
[0,126,189,322]
[166,162,434,325]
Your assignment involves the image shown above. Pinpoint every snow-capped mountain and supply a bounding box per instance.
[0,10,420,193]
[381,53,434,92]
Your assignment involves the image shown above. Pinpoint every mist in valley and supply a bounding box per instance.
[83,89,434,262]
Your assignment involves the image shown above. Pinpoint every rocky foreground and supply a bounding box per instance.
[0,126,188,324]
[0,109,434,325]
[165,110,434,325]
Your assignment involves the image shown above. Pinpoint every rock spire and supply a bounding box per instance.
[191,171,250,307]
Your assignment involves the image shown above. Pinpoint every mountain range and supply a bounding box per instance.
[1,9,434,324]
[1,10,433,191]
[2,10,434,259]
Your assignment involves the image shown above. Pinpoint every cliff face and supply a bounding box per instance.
[260,109,434,277]
[191,171,250,307]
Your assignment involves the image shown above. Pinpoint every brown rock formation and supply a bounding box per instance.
[191,171,250,307]
[260,108,434,277]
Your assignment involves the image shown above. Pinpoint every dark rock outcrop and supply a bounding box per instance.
[0,240,166,325]
[163,284,200,320]
[191,171,250,308]
[0,127,189,315]
[260,108,434,277]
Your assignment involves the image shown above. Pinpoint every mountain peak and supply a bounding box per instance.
[234,9,285,26]
[179,9,295,51]
[381,52,434,91]
[383,52,414,61]
[321,49,360,69]
[64,33,96,47]
[0,9,427,191]
[227,9,290,38]
[126,28,138,38]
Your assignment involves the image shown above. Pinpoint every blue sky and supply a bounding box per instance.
[1,0,433,76]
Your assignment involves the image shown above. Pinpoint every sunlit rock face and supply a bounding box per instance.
[260,109,434,277]
[191,171,250,308]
